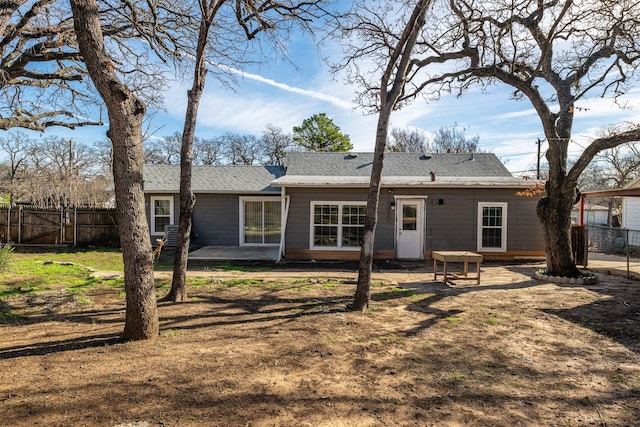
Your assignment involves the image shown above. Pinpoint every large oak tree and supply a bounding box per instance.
[69,0,193,339]
[339,0,640,282]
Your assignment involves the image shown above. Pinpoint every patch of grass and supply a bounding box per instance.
[267,282,284,290]
[187,278,210,288]
[0,242,14,272]
[208,263,270,272]
[222,278,264,288]
[77,296,93,305]
[452,372,466,381]
[487,317,500,325]
[155,281,170,290]
[377,333,405,345]
[365,305,382,316]
[609,374,625,383]
[445,315,463,323]
[161,329,185,338]
[11,248,123,271]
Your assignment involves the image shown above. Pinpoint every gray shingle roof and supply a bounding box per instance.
[271,152,532,188]
[143,164,284,193]
[282,152,513,177]
[143,152,530,193]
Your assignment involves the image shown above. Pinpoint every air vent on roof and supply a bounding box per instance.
[420,153,433,160]
[346,153,358,159]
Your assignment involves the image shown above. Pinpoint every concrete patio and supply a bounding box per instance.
[188,246,280,261]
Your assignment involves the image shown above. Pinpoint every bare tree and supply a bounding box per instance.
[0,1,103,131]
[262,123,295,165]
[164,0,328,302]
[340,0,640,278]
[193,136,225,165]
[334,0,435,311]
[0,132,35,204]
[430,123,480,153]
[387,127,427,152]
[70,0,194,339]
[223,133,264,165]
[144,133,182,165]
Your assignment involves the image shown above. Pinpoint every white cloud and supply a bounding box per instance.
[214,64,354,110]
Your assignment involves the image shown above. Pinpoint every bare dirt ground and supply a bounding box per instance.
[1,261,639,426]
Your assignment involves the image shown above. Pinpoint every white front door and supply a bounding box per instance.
[396,199,424,260]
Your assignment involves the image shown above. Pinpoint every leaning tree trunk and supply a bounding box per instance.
[351,119,387,311]
[163,12,214,302]
[71,0,158,339]
[351,0,432,311]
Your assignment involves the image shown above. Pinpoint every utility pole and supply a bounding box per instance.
[536,138,542,180]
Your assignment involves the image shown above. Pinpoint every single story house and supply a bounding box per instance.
[143,152,545,261]
[571,202,617,226]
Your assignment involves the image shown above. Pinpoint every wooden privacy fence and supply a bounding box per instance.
[0,205,120,246]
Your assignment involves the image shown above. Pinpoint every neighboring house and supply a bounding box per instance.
[571,202,615,226]
[622,177,640,234]
[143,152,545,261]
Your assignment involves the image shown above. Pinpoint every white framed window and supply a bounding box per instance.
[477,202,507,252]
[310,201,366,250]
[240,197,281,246]
[150,196,174,235]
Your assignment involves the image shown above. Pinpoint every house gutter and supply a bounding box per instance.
[277,190,290,262]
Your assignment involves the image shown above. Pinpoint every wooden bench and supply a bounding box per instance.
[433,251,483,285]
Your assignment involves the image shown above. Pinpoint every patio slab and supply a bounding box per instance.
[188,246,280,261]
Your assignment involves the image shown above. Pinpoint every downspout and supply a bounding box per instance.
[277,188,290,262]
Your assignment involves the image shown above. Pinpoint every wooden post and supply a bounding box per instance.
[18,205,22,244]
[6,205,10,243]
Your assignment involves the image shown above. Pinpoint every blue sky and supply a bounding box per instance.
[18,22,640,177]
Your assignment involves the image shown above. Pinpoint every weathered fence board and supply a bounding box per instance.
[0,206,119,246]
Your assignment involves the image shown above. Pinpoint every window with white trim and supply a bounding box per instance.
[241,198,281,245]
[477,202,507,252]
[151,196,173,235]
[311,202,366,249]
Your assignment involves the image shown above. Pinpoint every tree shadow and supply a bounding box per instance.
[393,261,640,353]
[0,332,125,359]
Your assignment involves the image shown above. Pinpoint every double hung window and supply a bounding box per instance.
[311,202,366,249]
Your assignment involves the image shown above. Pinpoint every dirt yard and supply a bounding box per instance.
[1,261,639,426]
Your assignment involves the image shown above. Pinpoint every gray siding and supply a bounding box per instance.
[191,194,241,246]
[284,187,544,254]
[425,188,544,251]
[145,187,544,255]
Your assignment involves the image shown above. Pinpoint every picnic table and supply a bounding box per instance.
[433,251,483,285]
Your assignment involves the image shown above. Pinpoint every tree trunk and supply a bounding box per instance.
[71,0,158,339]
[163,15,213,302]
[350,0,432,311]
[537,109,581,278]
[536,187,580,278]
[351,111,389,312]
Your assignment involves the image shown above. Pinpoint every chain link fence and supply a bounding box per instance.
[587,225,640,280]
